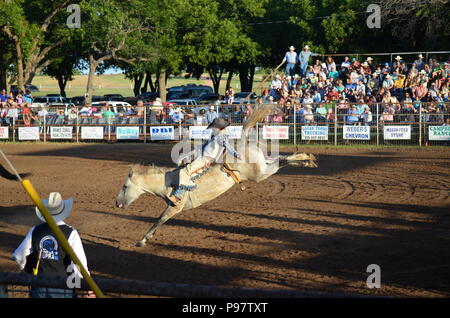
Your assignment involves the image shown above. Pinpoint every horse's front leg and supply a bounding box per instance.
[136,204,184,247]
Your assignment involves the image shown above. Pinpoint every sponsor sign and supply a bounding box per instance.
[81,126,103,140]
[301,126,329,140]
[117,126,140,140]
[50,126,73,139]
[428,125,450,141]
[150,126,175,141]
[189,126,211,139]
[383,125,411,140]
[262,126,289,140]
[18,127,40,140]
[226,126,243,139]
[0,126,9,139]
[343,125,370,140]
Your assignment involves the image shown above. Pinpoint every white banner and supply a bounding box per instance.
[150,126,175,141]
[301,126,329,140]
[117,126,140,140]
[50,126,73,139]
[81,126,104,140]
[0,126,9,139]
[18,127,40,140]
[189,126,211,139]
[226,126,243,139]
[343,125,370,140]
[383,125,411,140]
[429,126,450,141]
[262,126,289,140]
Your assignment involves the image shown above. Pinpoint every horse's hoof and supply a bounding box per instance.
[136,240,146,247]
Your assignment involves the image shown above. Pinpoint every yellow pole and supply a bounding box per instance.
[21,179,105,298]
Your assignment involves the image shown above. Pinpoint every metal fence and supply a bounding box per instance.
[0,102,449,146]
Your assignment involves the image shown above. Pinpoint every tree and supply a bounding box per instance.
[77,0,157,103]
[0,0,75,91]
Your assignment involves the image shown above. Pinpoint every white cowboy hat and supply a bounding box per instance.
[268,96,274,101]
[275,74,280,79]
[155,97,161,101]
[304,45,310,49]
[305,105,312,109]
[35,192,73,223]
[362,62,368,66]
[386,74,391,78]
[418,54,423,59]
[366,57,373,61]
[420,70,426,74]
[289,45,295,50]
[294,74,299,78]
[395,55,402,60]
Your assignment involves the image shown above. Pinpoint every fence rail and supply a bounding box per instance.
[0,102,449,146]
[0,272,373,298]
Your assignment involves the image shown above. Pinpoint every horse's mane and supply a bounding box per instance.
[130,164,173,176]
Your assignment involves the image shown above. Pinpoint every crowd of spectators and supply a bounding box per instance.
[262,48,450,125]
[1,51,449,128]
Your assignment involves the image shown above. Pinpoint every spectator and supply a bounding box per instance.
[414,54,426,71]
[303,105,314,124]
[12,192,94,298]
[0,89,7,103]
[299,45,320,77]
[363,106,373,125]
[206,105,218,124]
[281,45,298,77]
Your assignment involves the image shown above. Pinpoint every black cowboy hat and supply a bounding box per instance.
[207,118,229,130]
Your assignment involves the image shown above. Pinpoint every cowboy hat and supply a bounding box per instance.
[420,70,426,74]
[362,62,368,67]
[386,74,391,78]
[395,55,402,60]
[35,192,73,223]
[366,57,373,61]
[418,54,423,59]
[207,118,229,130]
[305,104,312,109]
[155,97,161,101]
[304,45,310,50]
[289,45,295,50]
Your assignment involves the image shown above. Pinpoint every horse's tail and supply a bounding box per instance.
[0,163,30,180]
[282,153,318,168]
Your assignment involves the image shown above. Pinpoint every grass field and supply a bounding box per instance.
[30,72,266,98]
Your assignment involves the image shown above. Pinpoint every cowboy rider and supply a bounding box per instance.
[167,118,243,205]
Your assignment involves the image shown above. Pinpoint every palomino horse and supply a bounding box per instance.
[115,142,317,247]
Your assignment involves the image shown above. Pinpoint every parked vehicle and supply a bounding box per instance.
[232,92,257,104]
[31,96,66,107]
[136,92,158,101]
[103,94,124,101]
[70,95,103,105]
[195,93,223,105]
[167,84,213,99]
[167,99,198,106]
[91,101,133,114]
[10,84,40,95]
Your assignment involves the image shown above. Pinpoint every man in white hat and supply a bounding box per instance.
[12,192,93,298]
[206,105,219,124]
[281,45,298,77]
[299,45,320,77]
[414,54,425,71]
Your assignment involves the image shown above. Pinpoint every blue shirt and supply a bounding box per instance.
[0,94,7,102]
[299,50,319,64]
[283,51,298,64]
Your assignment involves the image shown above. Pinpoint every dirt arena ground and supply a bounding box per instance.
[0,143,449,297]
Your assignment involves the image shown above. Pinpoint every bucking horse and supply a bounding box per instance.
[115,104,318,247]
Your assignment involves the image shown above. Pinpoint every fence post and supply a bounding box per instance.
[293,106,296,146]
[12,118,15,142]
[334,103,337,146]
[43,108,47,143]
[76,108,79,143]
[143,106,147,144]
[376,103,379,146]
[419,103,422,146]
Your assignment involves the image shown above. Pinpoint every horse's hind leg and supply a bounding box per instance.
[136,204,184,247]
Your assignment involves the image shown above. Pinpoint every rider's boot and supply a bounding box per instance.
[167,185,196,206]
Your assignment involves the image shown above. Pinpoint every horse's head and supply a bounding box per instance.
[115,170,145,209]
